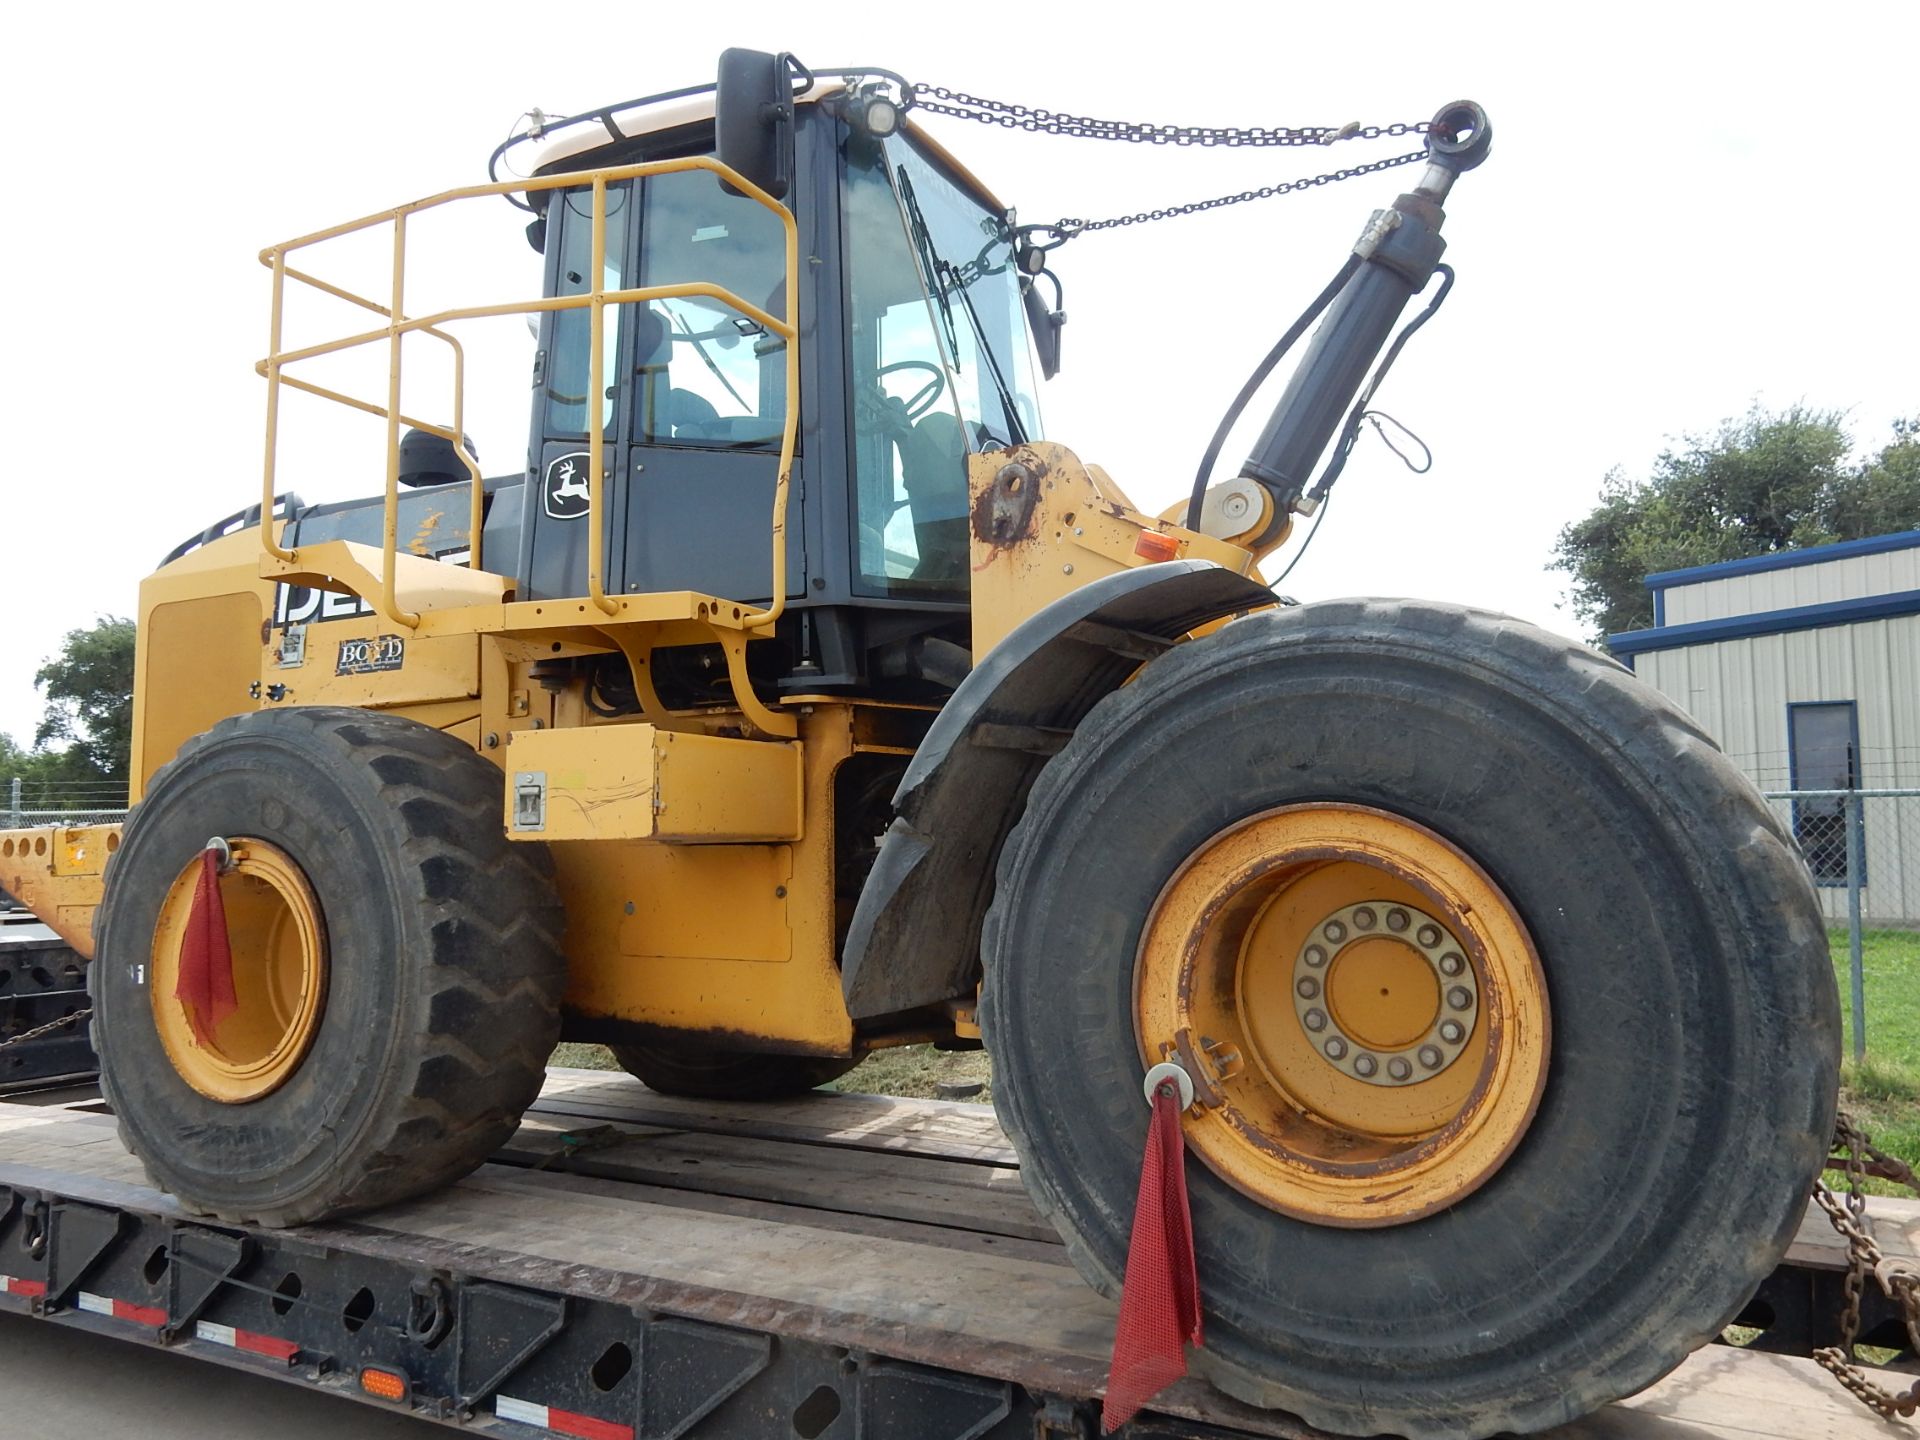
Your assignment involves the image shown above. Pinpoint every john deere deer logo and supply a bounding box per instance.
[543,452,592,520]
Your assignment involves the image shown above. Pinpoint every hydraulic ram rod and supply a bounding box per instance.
[1238,101,1491,516]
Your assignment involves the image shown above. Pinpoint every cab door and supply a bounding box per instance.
[525,181,636,603]
[619,165,804,605]
[522,166,805,606]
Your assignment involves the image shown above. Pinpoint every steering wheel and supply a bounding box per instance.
[878,359,948,421]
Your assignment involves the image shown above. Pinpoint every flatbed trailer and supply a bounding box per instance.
[0,1070,1912,1440]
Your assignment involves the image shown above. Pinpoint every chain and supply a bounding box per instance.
[0,1006,92,1052]
[907,85,1433,149]
[1058,150,1431,237]
[902,84,1440,246]
[1811,1111,1920,1420]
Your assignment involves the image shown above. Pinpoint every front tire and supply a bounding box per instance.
[981,600,1838,1439]
[93,707,566,1226]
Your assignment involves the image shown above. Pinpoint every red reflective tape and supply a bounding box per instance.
[236,1329,300,1361]
[114,1299,169,1327]
[549,1407,633,1440]
[1,1276,46,1298]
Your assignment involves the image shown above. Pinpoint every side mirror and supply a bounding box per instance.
[716,49,796,202]
[1022,272,1064,380]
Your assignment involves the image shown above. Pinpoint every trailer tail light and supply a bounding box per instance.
[1133,530,1180,562]
[360,1367,409,1402]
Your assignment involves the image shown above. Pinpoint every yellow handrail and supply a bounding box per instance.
[257,155,799,633]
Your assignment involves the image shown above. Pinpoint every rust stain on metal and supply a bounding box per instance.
[1170,1027,1224,1109]
[970,450,1048,565]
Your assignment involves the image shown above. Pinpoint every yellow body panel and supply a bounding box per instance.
[505,725,802,844]
[133,530,278,798]
[0,825,118,957]
[549,705,883,1056]
[967,441,1265,657]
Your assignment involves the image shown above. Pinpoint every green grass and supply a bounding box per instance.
[1828,928,1920,1198]
[822,1045,992,1102]
[550,1041,620,1071]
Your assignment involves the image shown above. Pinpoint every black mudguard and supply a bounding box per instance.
[840,560,1274,1022]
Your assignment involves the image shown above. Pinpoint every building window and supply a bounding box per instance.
[1787,701,1863,887]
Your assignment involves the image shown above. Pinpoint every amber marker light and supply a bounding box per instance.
[360,1367,409,1402]
[1133,531,1181,562]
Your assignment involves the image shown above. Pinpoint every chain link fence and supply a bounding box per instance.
[1,777,128,827]
[1763,788,1920,1062]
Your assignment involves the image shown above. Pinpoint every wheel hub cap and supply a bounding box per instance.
[1294,902,1477,1085]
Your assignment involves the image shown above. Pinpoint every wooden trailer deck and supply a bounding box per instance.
[0,1068,1913,1440]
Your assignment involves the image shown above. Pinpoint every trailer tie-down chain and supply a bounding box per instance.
[1812,1111,1920,1420]
[0,1006,92,1052]
[900,84,1440,246]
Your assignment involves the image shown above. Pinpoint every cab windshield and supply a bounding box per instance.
[844,130,1043,597]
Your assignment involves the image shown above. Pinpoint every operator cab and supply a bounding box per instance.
[515,67,1044,692]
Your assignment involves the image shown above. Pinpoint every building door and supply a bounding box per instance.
[1788,701,1863,887]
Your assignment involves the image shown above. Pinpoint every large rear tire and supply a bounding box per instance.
[92,707,566,1226]
[981,600,1838,1439]
[609,1038,857,1100]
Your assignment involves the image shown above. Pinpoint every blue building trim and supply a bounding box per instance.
[1608,588,1920,657]
[1643,529,1920,592]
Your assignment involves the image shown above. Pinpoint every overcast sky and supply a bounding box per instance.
[1,2,1913,758]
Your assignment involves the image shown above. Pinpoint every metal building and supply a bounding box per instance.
[1608,530,1920,925]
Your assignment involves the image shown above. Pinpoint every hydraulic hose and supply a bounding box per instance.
[1184,254,1361,534]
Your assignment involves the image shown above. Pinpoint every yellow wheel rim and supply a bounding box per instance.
[1134,803,1549,1227]
[152,840,328,1103]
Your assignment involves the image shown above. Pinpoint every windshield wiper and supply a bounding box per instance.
[897,173,961,361]
[897,171,1028,447]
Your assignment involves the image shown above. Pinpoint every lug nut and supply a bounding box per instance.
[1417,924,1442,947]
[1419,1044,1444,1069]
[1303,1008,1327,1032]
[1324,1037,1348,1060]
[1439,952,1464,976]
[1440,1020,1465,1044]
[1296,976,1320,999]
[1353,907,1377,931]
[1304,944,1327,967]
[1353,1053,1378,1077]
[1448,986,1473,1011]
[1386,908,1410,932]
[1323,920,1347,943]
[1388,1056,1413,1081]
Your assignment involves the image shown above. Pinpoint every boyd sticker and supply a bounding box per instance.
[336,634,406,676]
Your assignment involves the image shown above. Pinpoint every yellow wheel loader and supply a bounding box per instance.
[0,51,1839,1439]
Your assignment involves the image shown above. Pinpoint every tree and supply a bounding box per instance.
[28,617,136,787]
[1552,407,1920,642]
[1822,415,1920,539]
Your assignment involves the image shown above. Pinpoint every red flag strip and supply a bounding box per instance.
[1101,1078,1203,1432]
[175,848,237,1047]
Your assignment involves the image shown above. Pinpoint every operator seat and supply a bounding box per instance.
[632,304,730,443]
